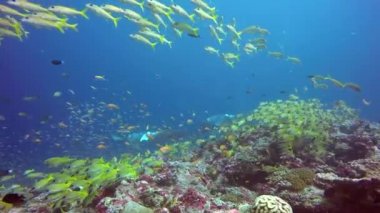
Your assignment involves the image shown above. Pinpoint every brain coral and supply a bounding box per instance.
[252,195,292,213]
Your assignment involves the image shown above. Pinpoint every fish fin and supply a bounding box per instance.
[113,17,121,28]
[81,8,89,19]
[189,14,195,22]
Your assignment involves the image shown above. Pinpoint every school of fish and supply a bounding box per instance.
[0,0,301,67]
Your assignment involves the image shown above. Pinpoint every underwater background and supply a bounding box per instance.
[0,1,380,211]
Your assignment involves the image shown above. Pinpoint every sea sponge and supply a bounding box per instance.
[252,195,292,213]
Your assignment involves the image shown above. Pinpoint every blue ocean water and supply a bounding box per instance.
[0,0,379,174]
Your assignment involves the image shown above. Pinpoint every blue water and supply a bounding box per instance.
[0,0,379,173]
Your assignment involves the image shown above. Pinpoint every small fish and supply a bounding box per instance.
[22,96,38,101]
[101,4,126,14]
[139,28,172,48]
[94,75,106,81]
[68,89,75,95]
[7,0,50,13]
[48,5,88,19]
[159,145,172,153]
[21,16,65,33]
[53,91,62,97]
[344,82,361,92]
[130,33,157,49]
[171,4,195,22]
[123,8,143,21]
[287,56,302,64]
[51,59,63,65]
[119,0,144,12]
[18,112,27,117]
[44,157,74,168]
[58,121,68,128]
[0,174,15,182]
[86,3,121,28]
[132,18,160,32]
[204,46,219,56]
[106,103,120,110]
[61,72,70,79]
[153,13,167,29]
[268,51,284,59]
[147,0,172,13]
[241,25,260,34]
[209,25,223,45]
[0,27,23,41]
[194,7,218,24]
[96,142,107,149]
[226,24,242,39]
[244,43,257,55]
[172,22,199,38]
[362,98,371,106]
[0,4,26,17]
[191,0,216,14]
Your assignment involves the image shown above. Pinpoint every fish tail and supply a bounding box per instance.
[81,8,89,19]
[226,60,234,68]
[174,29,183,37]
[16,33,23,41]
[194,28,200,37]
[55,24,65,34]
[218,38,223,45]
[169,8,176,16]
[212,14,218,25]
[189,14,195,22]
[113,17,121,28]
[151,42,157,50]
[69,23,78,32]
[167,41,172,48]
[155,24,160,33]
[237,31,242,39]
[211,7,216,14]
[159,36,165,44]
[12,23,21,35]
[166,14,174,24]
[23,30,30,38]
[138,1,144,12]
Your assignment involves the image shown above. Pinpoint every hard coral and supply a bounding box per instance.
[252,195,293,213]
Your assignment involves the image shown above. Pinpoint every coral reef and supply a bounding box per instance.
[251,195,293,213]
[1,98,379,213]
